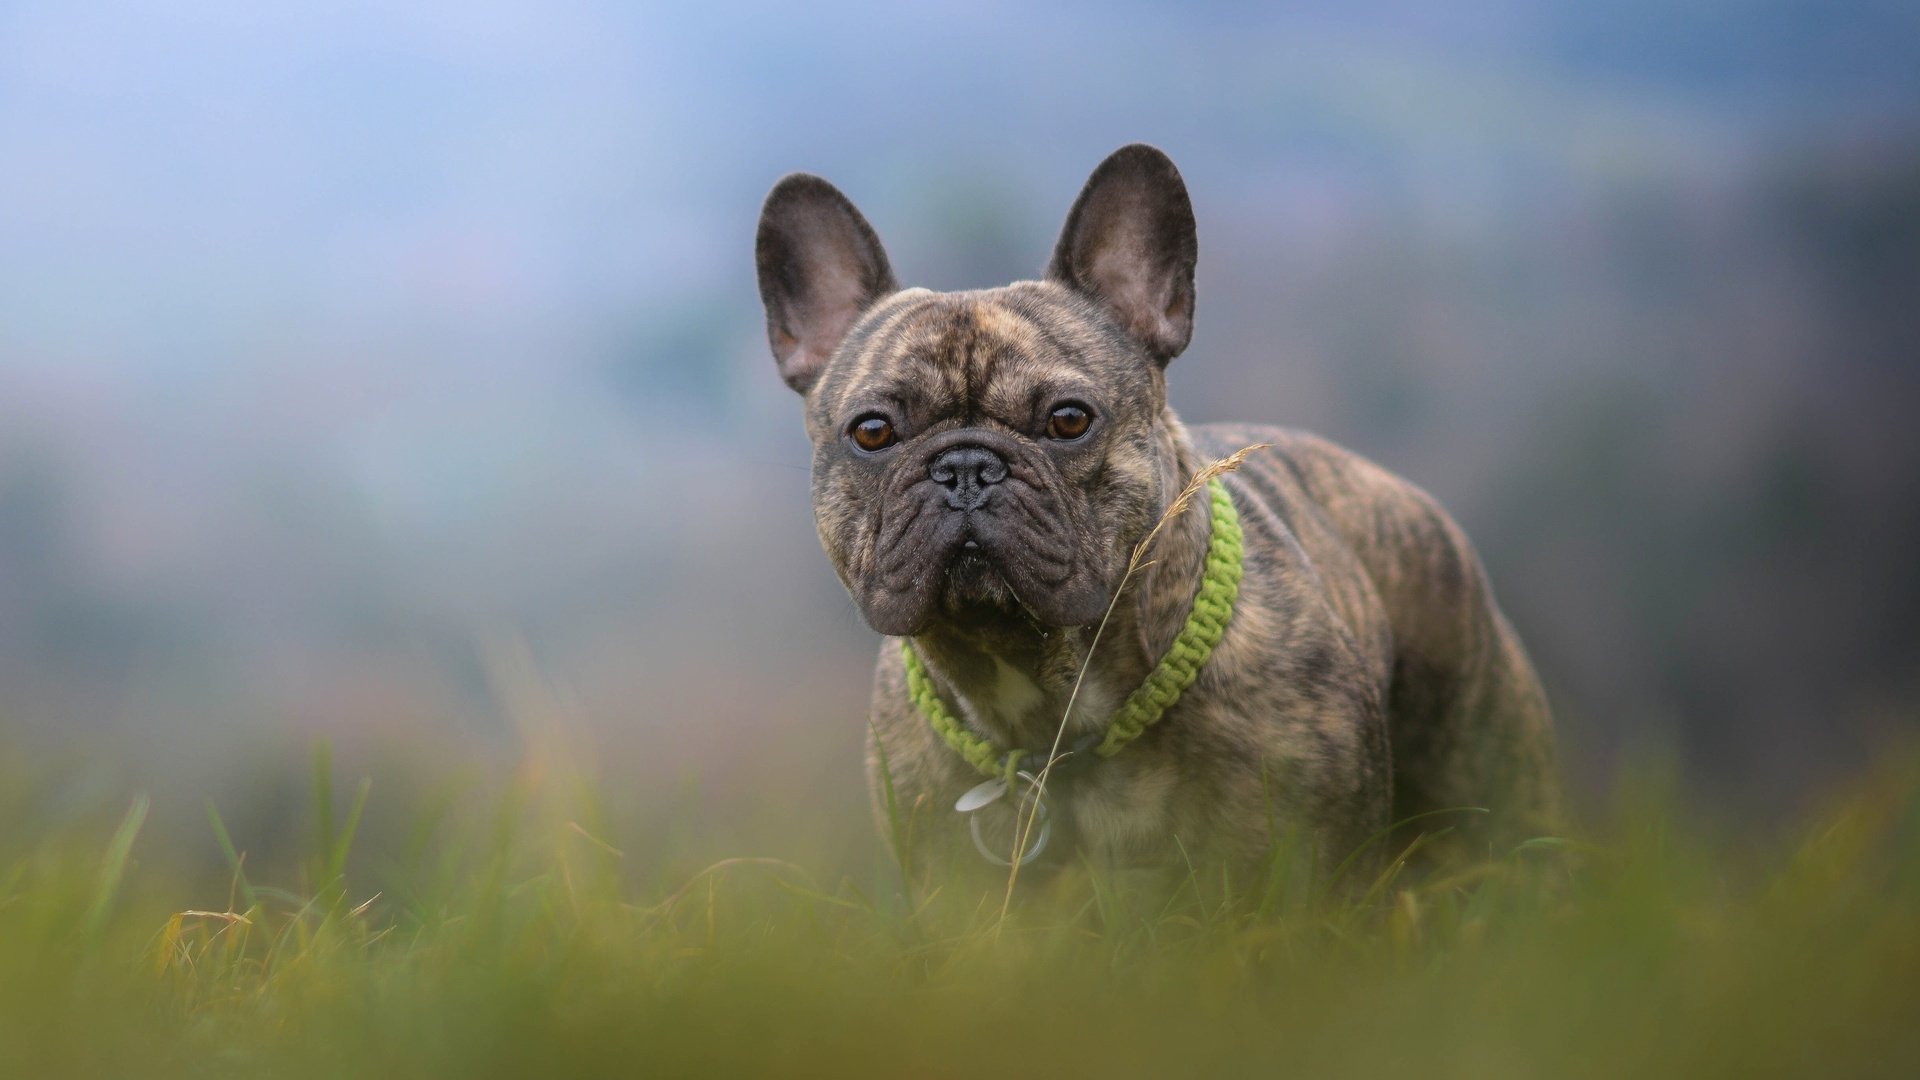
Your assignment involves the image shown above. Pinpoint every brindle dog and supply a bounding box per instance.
[755,144,1559,885]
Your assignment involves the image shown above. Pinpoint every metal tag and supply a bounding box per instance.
[954,778,1008,813]
[967,770,1052,868]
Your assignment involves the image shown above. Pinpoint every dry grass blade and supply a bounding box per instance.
[999,444,1270,917]
[175,910,254,924]
[1128,442,1269,582]
[567,821,626,859]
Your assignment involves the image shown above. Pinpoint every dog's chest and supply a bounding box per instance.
[1061,762,1180,861]
[931,647,1191,862]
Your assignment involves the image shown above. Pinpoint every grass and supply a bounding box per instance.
[1,738,1917,1079]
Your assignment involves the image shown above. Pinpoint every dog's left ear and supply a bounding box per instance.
[1047,144,1198,365]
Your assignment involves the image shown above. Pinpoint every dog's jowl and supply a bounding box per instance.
[754,144,1560,882]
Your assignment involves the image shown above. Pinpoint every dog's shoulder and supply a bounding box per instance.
[1190,421,1505,677]
[1188,422,1473,568]
[1189,423,1410,515]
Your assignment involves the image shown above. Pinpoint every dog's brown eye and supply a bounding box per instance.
[1047,404,1092,441]
[850,415,896,452]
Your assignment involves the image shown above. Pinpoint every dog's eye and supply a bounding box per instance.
[849,414,897,452]
[1046,404,1092,441]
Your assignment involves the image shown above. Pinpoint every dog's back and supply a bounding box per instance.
[1194,423,1560,840]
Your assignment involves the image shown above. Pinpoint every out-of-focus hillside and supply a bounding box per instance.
[1,1,1916,816]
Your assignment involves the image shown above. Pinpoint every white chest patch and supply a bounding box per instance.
[954,655,1123,746]
[983,657,1044,723]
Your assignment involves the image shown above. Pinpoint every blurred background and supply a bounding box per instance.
[2,1,1917,852]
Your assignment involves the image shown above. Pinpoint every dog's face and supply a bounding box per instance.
[755,145,1199,637]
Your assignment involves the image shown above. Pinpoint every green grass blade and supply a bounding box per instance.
[82,792,149,938]
[204,799,260,912]
[309,740,334,893]
[329,776,373,886]
[868,716,913,901]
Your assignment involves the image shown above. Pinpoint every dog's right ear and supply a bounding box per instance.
[755,174,898,395]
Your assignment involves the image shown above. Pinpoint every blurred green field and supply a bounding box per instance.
[2,739,1917,1079]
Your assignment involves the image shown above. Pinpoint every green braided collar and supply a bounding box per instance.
[900,476,1244,782]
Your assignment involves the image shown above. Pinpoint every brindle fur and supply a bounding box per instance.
[755,145,1559,887]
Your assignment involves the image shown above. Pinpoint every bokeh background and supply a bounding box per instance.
[3,1,1917,848]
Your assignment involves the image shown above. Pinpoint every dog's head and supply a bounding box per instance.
[755,145,1198,637]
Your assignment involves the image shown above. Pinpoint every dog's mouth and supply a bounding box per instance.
[940,532,1021,617]
[852,509,1110,635]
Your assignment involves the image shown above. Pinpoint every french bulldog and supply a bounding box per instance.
[754,144,1559,884]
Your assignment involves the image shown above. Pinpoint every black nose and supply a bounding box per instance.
[928,445,1009,510]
